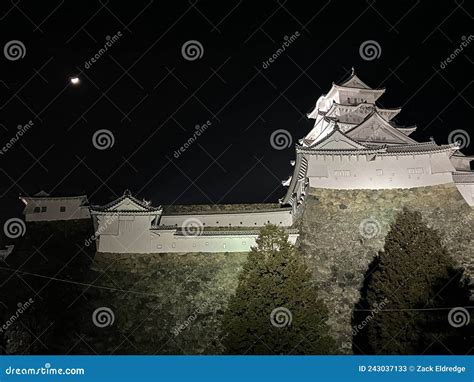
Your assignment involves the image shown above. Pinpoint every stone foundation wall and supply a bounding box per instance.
[84,183,472,354]
[298,183,473,353]
[85,252,247,354]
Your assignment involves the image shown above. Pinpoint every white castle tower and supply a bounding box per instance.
[281,69,474,210]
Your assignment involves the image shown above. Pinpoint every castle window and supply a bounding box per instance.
[242,241,246,245]
[408,167,424,174]
[34,207,40,213]
[376,169,383,176]
[157,244,162,249]
[41,206,47,212]
[334,170,351,177]
[60,206,66,212]
[123,221,133,231]
[172,243,176,248]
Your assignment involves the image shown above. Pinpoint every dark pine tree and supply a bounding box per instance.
[353,208,472,355]
[222,224,335,354]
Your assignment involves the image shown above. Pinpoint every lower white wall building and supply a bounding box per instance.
[90,191,297,254]
[150,228,298,254]
[159,208,293,228]
[19,191,90,222]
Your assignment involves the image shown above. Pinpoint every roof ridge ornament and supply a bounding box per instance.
[452,140,461,149]
[124,189,132,197]
[34,190,50,197]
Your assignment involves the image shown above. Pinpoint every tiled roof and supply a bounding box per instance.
[385,142,459,154]
[161,204,288,215]
[151,226,299,236]
[90,190,161,212]
[304,122,369,150]
[452,171,474,183]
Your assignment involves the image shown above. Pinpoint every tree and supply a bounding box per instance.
[222,224,335,354]
[0,220,95,354]
[354,208,472,354]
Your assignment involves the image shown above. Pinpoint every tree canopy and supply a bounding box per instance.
[222,224,335,354]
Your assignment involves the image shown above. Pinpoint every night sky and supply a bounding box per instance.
[0,1,473,221]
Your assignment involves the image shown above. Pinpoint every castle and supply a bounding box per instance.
[19,70,473,254]
[281,69,473,212]
[17,70,474,352]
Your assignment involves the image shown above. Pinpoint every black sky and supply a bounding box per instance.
[0,0,473,220]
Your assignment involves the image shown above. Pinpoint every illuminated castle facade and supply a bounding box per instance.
[281,69,474,213]
[20,70,474,255]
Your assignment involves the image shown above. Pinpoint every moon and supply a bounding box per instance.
[70,77,80,85]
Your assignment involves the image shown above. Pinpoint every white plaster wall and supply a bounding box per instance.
[96,226,298,254]
[93,209,297,254]
[336,89,377,106]
[149,231,299,254]
[451,156,473,171]
[306,152,455,190]
[159,209,293,228]
[96,215,154,253]
[24,199,90,222]
[455,183,474,207]
[150,231,257,253]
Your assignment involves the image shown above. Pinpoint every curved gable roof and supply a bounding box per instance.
[345,111,417,145]
[309,123,368,150]
[91,190,161,213]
